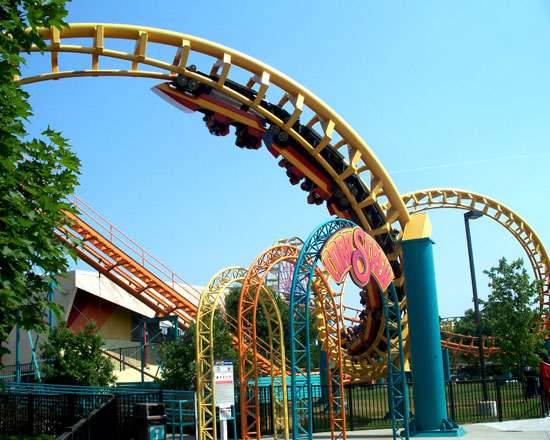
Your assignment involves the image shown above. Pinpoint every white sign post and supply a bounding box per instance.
[213,360,235,440]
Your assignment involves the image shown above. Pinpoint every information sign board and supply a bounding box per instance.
[213,360,235,408]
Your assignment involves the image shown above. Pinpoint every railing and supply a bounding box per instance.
[0,361,46,381]
[68,194,202,304]
[252,376,545,435]
[2,377,545,438]
[164,398,196,439]
[56,395,118,440]
[0,393,112,437]
[4,381,157,395]
[3,382,194,439]
[446,377,544,423]
[105,344,162,371]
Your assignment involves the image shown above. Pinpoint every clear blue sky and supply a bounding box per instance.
[22,1,550,318]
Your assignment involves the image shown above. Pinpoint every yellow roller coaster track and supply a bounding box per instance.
[25,25,549,375]
[402,188,550,328]
[20,23,409,252]
[21,22,411,375]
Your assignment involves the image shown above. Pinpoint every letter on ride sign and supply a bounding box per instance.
[320,226,394,291]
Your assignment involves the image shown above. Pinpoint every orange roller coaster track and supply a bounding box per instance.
[56,195,202,329]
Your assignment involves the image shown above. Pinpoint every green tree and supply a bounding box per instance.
[453,309,485,337]
[158,309,238,390]
[0,0,81,362]
[481,257,545,375]
[39,320,116,386]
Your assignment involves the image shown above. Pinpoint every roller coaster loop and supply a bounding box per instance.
[402,189,549,328]
[238,245,296,440]
[289,219,409,440]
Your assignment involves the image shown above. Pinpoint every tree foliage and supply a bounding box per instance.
[0,0,81,361]
[481,257,545,374]
[452,257,545,376]
[158,309,238,390]
[39,320,116,386]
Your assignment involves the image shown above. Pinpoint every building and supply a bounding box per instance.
[1,270,202,383]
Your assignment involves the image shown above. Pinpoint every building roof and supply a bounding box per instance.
[55,270,187,319]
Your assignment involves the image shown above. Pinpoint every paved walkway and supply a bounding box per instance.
[332,417,550,439]
[168,417,550,439]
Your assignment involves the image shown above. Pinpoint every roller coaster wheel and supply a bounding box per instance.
[269,124,281,136]
[187,64,197,72]
[175,74,188,89]
[277,131,289,143]
[188,79,200,91]
[300,179,314,192]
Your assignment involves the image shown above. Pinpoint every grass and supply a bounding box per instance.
[283,380,544,433]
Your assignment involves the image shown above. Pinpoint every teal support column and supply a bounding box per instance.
[140,321,145,385]
[545,338,550,356]
[400,214,465,437]
[48,276,55,332]
[15,321,21,383]
[442,348,451,382]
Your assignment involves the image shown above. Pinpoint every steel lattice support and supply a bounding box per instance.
[238,245,298,440]
[289,219,355,440]
[310,275,348,440]
[381,283,410,440]
[196,267,248,440]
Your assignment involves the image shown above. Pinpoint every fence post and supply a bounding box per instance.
[269,385,274,434]
[114,395,120,440]
[346,386,355,431]
[495,379,503,422]
[28,394,35,436]
[447,380,455,422]
[68,393,75,424]
[311,385,315,433]
[540,377,546,418]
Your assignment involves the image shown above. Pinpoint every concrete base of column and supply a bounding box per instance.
[409,417,467,437]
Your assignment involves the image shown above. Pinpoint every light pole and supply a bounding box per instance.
[464,209,489,401]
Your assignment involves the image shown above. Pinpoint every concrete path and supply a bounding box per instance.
[168,417,550,439]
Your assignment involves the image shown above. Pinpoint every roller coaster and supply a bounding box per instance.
[17,22,549,440]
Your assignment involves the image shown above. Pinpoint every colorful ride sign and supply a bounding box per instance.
[320,226,394,290]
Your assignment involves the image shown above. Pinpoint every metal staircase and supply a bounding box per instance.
[56,195,276,373]
[56,195,201,328]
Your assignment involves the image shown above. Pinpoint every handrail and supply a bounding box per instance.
[69,194,202,304]
[101,348,158,379]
